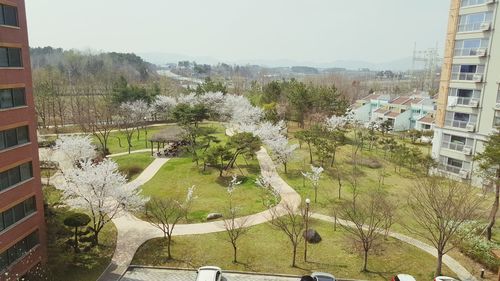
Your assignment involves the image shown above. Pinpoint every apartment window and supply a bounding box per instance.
[0,162,33,192]
[448,88,481,105]
[0,231,39,272]
[0,197,36,232]
[0,47,22,67]
[451,64,485,81]
[0,126,29,151]
[458,12,493,32]
[461,0,488,7]
[454,38,489,56]
[495,111,500,127]
[0,88,26,109]
[0,4,18,27]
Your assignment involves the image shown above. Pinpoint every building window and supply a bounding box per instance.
[0,4,18,27]
[0,162,33,192]
[0,231,39,272]
[451,64,484,81]
[494,111,500,127]
[0,126,29,151]
[0,197,36,233]
[448,88,481,105]
[454,38,489,56]
[0,47,22,67]
[0,88,26,109]
[458,12,493,32]
[461,0,488,7]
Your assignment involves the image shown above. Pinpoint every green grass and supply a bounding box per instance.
[132,219,455,280]
[138,122,268,222]
[42,185,117,281]
[112,152,155,181]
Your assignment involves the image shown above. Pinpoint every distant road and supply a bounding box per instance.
[157,70,204,85]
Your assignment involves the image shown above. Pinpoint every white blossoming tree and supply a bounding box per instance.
[53,135,96,171]
[59,158,148,245]
[118,100,151,154]
[153,96,177,121]
[302,165,324,203]
[268,138,298,174]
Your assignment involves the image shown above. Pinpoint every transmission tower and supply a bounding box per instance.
[412,43,441,93]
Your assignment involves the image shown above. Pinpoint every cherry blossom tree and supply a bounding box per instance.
[325,115,348,131]
[153,95,177,121]
[58,158,148,245]
[302,165,324,203]
[53,135,96,171]
[268,138,298,174]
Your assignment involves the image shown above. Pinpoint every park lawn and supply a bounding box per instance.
[42,185,117,281]
[132,219,455,280]
[112,152,155,181]
[138,122,267,222]
[139,155,266,222]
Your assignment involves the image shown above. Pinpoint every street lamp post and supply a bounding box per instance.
[304,198,310,262]
[144,117,148,148]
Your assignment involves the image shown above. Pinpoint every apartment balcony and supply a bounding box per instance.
[454,47,487,57]
[444,119,476,131]
[461,0,495,7]
[448,96,480,107]
[450,72,483,82]
[441,141,474,155]
[458,22,492,33]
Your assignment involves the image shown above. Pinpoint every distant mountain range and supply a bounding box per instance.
[138,52,428,72]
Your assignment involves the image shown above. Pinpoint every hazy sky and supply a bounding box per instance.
[25,0,450,64]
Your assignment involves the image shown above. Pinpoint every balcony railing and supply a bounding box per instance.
[461,0,487,7]
[458,22,490,33]
[454,48,486,57]
[450,72,482,81]
[444,119,472,129]
[448,96,479,106]
[442,141,466,152]
[438,163,463,174]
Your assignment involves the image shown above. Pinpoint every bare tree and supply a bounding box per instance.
[222,206,250,263]
[145,186,195,259]
[339,191,392,272]
[405,177,484,276]
[268,201,308,267]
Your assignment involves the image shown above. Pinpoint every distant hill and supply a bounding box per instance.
[138,52,427,72]
[31,47,157,81]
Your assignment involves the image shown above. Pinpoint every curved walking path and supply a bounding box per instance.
[91,146,476,281]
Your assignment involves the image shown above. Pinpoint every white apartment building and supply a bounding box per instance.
[432,0,500,185]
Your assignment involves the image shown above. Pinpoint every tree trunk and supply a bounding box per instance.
[167,236,172,259]
[486,177,500,241]
[93,231,99,246]
[362,248,368,272]
[314,186,318,203]
[74,227,79,253]
[232,244,237,263]
[284,163,287,174]
[435,251,443,276]
[292,244,297,267]
[307,143,313,164]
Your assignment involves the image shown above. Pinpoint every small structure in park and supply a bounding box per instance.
[149,126,187,157]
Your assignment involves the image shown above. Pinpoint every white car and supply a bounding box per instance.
[311,272,336,281]
[196,266,222,281]
[392,274,416,281]
[434,277,458,281]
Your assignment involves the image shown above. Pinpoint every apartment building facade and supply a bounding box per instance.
[432,0,499,185]
[0,0,46,278]
[352,92,436,131]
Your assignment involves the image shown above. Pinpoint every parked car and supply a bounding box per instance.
[391,274,416,281]
[196,266,222,281]
[434,277,458,281]
[311,272,336,281]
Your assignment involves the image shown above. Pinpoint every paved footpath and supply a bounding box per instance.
[92,145,476,281]
[97,147,301,281]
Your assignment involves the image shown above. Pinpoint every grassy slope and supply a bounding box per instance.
[132,219,455,280]
[112,152,155,181]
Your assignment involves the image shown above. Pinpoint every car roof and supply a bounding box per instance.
[397,274,416,281]
[311,272,335,279]
[435,276,457,281]
[198,266,222,271]
[196,267,221,281]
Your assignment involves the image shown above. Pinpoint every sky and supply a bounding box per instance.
[25,0,451,65]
